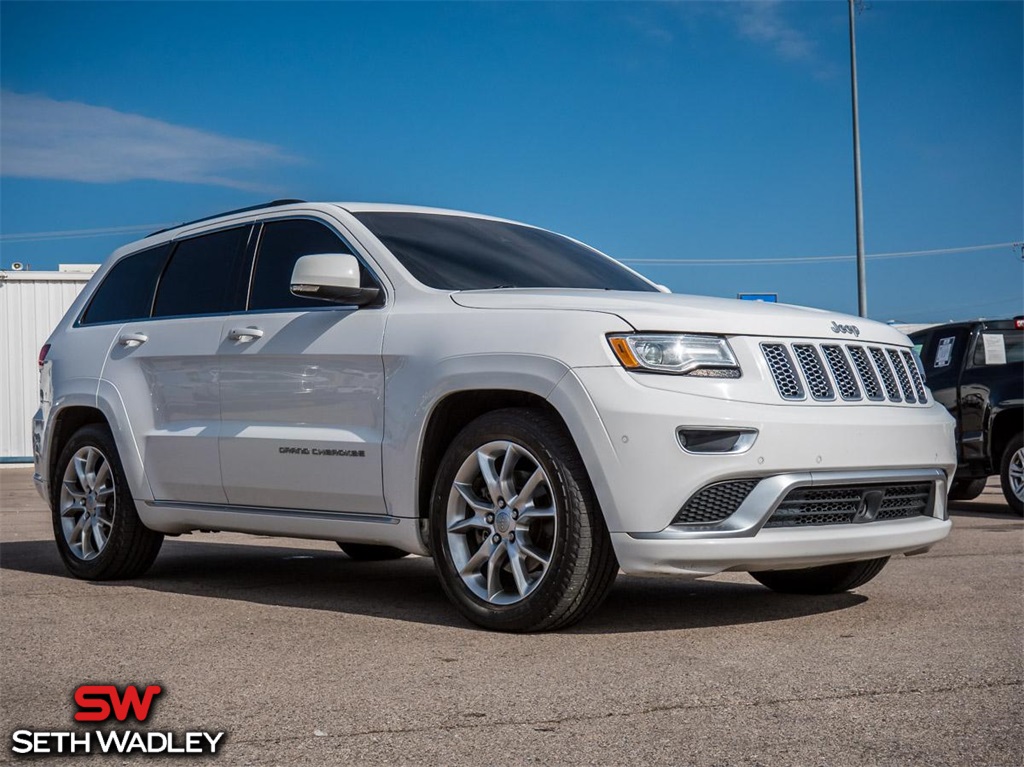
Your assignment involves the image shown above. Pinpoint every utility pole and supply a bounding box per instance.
[848,0,867,317]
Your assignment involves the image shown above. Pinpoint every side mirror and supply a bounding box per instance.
[290,253,379,306]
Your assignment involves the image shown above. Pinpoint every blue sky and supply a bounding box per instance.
[1,1,1020,323]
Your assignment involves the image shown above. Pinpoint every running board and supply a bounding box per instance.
[138,500,429,556]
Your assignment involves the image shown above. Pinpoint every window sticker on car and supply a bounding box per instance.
[982,333,1007,365]
[935,337,955,368]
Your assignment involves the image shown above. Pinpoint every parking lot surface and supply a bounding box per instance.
[1,466,1020,765]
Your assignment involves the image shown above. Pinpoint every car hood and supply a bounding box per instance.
[451,289,910,345]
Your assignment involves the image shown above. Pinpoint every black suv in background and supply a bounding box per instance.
[910,319,1023,514]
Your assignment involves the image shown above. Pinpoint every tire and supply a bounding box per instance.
[337,542,409,561]
[998,433,1024,516]
[750,557,889,595]
[948,477,988,502]
[50,424,163,580]
[429,408,618,632]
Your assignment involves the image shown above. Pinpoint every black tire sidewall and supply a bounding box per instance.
[429,410,593,631]
[50,424,152,579]
[999,433,1024,515]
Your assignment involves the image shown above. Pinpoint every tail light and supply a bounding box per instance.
[38,344,51,368]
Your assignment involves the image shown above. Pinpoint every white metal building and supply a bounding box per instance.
[0,266,97,462]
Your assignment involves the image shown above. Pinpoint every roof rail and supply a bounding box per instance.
[147,199,307,237]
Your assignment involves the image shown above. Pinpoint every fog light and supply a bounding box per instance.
[677,428,758,454]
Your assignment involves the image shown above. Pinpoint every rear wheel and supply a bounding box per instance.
[999,434,1024,516]
[750,557,889,595]
[51,424,163,580]
[948,477,988,502]
[337,542,409,561]
[429,408,618,632]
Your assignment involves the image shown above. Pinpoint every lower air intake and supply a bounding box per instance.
[674,480,761,525]
[764,482,933,528]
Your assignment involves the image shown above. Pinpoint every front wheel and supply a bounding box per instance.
[750,557,889,595]
[429,408,618,632]
[51,424,163,580]
[999,434,1024,516]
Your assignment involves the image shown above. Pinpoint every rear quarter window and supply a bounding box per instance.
[80,244,170,325]
[152,227,251,318]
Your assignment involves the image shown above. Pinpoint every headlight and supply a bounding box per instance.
[607,334,740,376]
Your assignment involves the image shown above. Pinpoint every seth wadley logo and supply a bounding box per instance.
[10,684,225,757]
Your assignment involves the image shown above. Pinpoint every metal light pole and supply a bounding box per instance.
[848,0,867,317]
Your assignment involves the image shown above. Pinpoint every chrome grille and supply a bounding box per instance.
[821,345,861,400]
[761,341,928,406]
[793,344,834,400]
[869,347,903,401]
[901,350,928,403]
[764,482,933,527]
[848,345,884,400]
[761,343,804,400]
[674,480,761,525]
[886,348,917,403]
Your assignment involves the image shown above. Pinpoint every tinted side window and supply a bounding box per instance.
[971,330,1024,366]
[81,244,170,325]
[248,219,377,311]
[153,227,250,318]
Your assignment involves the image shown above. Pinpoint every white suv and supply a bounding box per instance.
[33,201,956,631]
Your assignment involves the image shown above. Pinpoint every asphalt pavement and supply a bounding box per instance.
[1,466,1020,766]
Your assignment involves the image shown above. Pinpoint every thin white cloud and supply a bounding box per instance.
[0,90,297,191]
[729,1,816,62]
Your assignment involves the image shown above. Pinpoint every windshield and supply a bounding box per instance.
[354,212,657,292]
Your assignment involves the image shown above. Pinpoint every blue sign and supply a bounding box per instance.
[737,293,778,303]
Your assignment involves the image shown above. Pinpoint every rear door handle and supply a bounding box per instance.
[228,326,264,343]
[118,333,148,348]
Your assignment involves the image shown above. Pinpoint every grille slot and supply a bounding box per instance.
[792,344,835,400]
[869,347,903,401]
[761,344,804,400]
[674,480,761,525]
[886,348,917,403]
[901,349,928,403]
[764,482,932,528]
[821,345,861,400]
[848,345,884,401]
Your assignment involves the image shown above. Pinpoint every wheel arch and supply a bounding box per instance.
[47,405,109,488]
[416,389,579,523]
[990,406,1022,471]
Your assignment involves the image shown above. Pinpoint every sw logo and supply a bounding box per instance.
[74,684,162,722]
[9,684,224,757]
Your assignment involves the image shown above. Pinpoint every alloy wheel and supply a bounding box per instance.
[59,446,115,561]
[1009,446,1024,503]
[445,440,558,605]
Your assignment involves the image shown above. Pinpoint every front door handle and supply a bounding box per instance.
[228,326,264,343]
[118,333,148,348]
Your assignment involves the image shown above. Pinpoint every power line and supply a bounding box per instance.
[891,295,1022,322]
[620,241,1021,266]
[0,223,172,243]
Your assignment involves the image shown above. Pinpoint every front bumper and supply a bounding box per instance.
[548,366,957,575]
[612,515,951,576]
